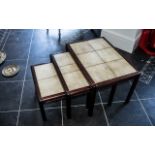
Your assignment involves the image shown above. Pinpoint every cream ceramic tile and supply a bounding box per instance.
[34,63,57,80]
[60,63,79,74]
[63,71,89,91]
[96,48,122,62]
[54,52,74,67]
[78,52,103,67]
[107,59,136,77]
[88,38,111,50]
[70,41,94,55]
[38,76,64,98]
[87,64,115,83]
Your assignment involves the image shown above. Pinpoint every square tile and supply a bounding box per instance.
[88,38,111,50]
[10,29,33,35]
[6,30,32,44]
[54,52,75,67]
[63,71,89,91]
[105,101,151,126]
[29,40,64,58]
[0,112,17,126]
[78,52,103,67]
[141,99,155,125]
[0,60,26,81]
[38,76,64,98]
[115,48,145,71]
[70,41,94,55]
[0,81,22,111]
[99,81,137,103]
[59,63,79,74]
[96,47,122,62]
[21,80,39,109]
[87,63,115,83]
[107,59,136,77]
[63,104,107,126]
[18,109,62,126]
[4,43,30,60]
[34,63,57,80]
[136,77,155,99]
[113,81,137,101]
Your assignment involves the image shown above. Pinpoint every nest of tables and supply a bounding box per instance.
[31,38,140,120]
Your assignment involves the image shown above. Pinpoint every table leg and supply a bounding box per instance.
[58,29,61,42]
[88,89,96,116]
[108,84,117,106]
[39,102,47,121]
[124,75,140,104]
[86,91,91,109]
[66,96,71,119]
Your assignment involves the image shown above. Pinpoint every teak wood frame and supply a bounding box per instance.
[31,63,66,121]
[51,54,92,118]
[66,37,141,116]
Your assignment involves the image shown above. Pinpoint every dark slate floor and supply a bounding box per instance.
[0,29,154,126]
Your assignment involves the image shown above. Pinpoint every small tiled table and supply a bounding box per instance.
[51,52,91,118]
[67,38,140,116]
[31,63,66,121]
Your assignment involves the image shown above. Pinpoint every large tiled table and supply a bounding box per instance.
[67,38,140,116]
[31,38,140,120]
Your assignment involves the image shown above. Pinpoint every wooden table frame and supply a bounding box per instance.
[66,37,141,116]
[31,63,66,121]
[51,54,92,118]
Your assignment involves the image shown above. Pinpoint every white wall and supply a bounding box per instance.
[101,29,142,53]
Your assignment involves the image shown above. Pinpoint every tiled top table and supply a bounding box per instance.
[51,52,91,118]
[31,63,66,120]
[67,38,140,116]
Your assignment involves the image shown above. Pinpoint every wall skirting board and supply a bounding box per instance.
[101,29,142,53]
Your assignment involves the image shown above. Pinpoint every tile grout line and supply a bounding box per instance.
[98,91,110,126]
[16,30,34,126]
[0,102,101,114]
[139,97,155,101]
[0,96,154,112]
[6,59,26,61]
[129,81,153,126]
[60,100,64,126]
[112,98,137,103]
[134,90,153,126]
[0,106,61,113]
[0,79,33,83]
[1,96,155,114]
[5,57,50,62]
[0,110,19,113]
[0,98,150,114]
[0,80,24,83]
